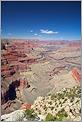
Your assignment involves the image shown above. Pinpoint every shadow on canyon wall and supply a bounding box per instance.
[1,80,20,104]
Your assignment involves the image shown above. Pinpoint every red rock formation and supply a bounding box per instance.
[1,40,38,80]
[20,103,31,110]
[19,78,27,89]
[72,68,81,83]
[68,41,81,48]
[1,65,9,72]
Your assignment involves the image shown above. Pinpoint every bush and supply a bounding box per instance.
[45,109,68,121]
[24,109,37,120]
[45,113,55,121]
[56,109,68,121]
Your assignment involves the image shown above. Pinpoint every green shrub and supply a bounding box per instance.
[45,109,68,121]
[45,113,56,121]
[56,109,68,121]
[51,94,56,100]
[24,109,37,120]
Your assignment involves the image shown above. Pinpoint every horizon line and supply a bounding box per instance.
[1,37,81,41]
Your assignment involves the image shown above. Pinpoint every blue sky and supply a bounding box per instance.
[1,1,81,40]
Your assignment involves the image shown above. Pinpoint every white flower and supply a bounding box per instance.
[74,116,81,121]
[69,112,75,119]
[65,106,70,113]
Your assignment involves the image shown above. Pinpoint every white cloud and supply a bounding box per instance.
[40,29,58,34]
[30,30,33,32]
[34,33,38,36]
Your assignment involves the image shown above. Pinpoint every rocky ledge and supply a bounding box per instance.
[1,86,81,121]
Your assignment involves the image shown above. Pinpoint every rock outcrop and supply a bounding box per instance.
[1,110,25,121]
[1,39,38,114]
[1,86,81,121]
[72,68,80,83]
[20,103,31,110]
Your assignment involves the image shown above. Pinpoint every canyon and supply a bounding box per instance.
[1,39,81,115]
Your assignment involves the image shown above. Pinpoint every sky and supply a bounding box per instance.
[1,1,81,40]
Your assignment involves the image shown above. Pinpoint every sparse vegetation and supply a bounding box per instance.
[55,109,68,121]
[24,109,37,120]
[31,86,81,121]
[45,109,68,121]
[45,113,55,121]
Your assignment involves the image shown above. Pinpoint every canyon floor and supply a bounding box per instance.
[1,39,81,115]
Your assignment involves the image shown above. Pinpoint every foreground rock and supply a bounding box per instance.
[1,86,81,121]
[1,110,25,121]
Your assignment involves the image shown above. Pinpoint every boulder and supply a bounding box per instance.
[1,110,25,121]
[20,103,31,110]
